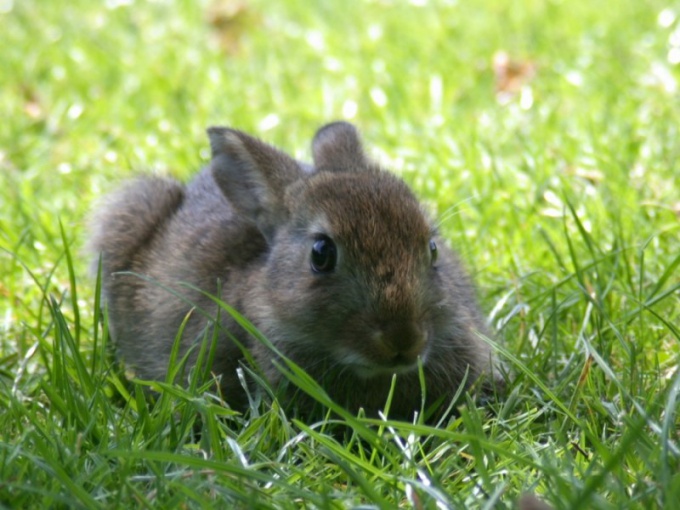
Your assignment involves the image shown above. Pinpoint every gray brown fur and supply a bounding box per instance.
[517,494,555,510]
[89,122,497,419]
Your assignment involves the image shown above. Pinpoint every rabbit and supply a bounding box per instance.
[89,121,499,420]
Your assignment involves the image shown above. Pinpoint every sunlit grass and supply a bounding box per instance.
[1,0,679,508]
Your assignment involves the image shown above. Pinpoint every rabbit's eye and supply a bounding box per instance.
[311,235,337,273]
[429,239,438,264]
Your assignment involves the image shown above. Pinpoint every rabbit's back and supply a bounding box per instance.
[89,176,185,277]
[91,169,266,386]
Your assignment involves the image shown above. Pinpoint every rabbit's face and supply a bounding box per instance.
[256,170,450,379]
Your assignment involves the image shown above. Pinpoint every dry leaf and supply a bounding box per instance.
[493,50,536,102]
[21,84,43,119]
[206,0,253,54]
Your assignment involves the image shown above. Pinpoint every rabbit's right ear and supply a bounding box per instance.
[208,127,302,241]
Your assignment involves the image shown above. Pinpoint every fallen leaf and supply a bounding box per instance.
[206,0,254,54]
[20,84,44,120]
[493,50,536,103]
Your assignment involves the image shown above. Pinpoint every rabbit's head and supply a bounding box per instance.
[210,122,482,381]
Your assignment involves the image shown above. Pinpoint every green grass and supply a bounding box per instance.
[1,0,679,508]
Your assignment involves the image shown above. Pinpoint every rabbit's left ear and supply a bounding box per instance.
[312,122,373,172]
[208,127,302,242]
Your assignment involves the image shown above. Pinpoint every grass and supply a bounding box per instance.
[1,0,679,508]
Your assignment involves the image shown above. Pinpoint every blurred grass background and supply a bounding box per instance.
[1,0,679,508]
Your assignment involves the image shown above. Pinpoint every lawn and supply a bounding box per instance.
[1,0,679,508]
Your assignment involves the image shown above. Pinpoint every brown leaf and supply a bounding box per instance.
[21,84,44,120]
[493,51,536,99]
[206,0,254,54]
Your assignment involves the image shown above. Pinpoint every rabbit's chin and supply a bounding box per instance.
[350,363,420,380]
[338,352,427,380]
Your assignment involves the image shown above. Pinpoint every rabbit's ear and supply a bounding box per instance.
[208,127,302,241]
[312,121,372,172]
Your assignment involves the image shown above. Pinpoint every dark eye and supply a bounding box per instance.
[311,235,337,273]
[429,239,438,264]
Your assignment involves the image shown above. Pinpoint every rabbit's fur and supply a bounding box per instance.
[90,122,497,419]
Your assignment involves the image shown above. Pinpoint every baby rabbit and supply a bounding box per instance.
[89,122,497,420]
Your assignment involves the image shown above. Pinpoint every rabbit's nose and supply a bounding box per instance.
[378,321,427,365]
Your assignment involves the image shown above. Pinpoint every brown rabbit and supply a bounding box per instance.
[89,122,498,420]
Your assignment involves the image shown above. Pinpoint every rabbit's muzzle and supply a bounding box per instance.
[371,320,427,370]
